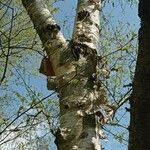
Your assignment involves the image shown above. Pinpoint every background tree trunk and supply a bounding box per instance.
[129,0,150,149]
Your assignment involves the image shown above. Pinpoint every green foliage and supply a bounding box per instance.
[51,7,60,13]
[114,132,125,143]
[0,117,5,125]
[69,78,80,85]
[0,0,138,149]
[15,92,27,103]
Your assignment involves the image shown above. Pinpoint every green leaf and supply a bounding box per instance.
[114,132,125,143]
[131,32,137,38]
[15,92,26,103]
[51,7,60,14]
[69,79,79,85]
[0,117,5,125]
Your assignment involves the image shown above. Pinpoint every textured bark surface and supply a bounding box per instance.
[55,1,105,149]
[129,0,150,149]
[22,0,75,77]
[22,0,112,149]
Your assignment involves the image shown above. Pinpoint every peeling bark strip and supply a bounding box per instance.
[22,0,113,149]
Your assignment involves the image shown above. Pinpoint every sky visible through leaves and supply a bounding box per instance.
[0,0,140,149]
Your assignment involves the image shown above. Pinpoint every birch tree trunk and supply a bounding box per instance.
[129,0,150,149]
[22,0,112,149]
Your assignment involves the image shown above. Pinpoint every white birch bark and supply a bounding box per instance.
[22,0,75,77]
[22,0,113,149]
[73,0,101,50]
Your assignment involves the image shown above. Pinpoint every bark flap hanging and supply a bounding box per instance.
[39,56,55,76]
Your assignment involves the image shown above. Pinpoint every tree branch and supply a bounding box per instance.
[22,0,75,77]
[72,0,101,50]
